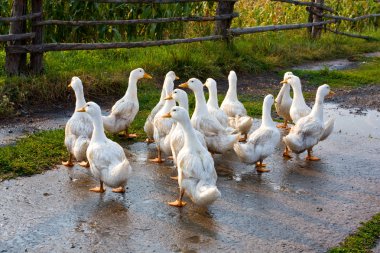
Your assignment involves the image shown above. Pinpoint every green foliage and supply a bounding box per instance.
[0,129,66,180]
[329,213,380,253]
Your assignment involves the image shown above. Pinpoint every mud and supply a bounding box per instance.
[1,104,380,253]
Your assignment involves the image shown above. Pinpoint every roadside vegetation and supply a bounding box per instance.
[329,213,380,253]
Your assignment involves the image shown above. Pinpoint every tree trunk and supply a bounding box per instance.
[5,0,28,75]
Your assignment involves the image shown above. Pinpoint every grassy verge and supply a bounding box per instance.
[0,129,66,181]
[329,213,380,253]
[1,30,380,117]
[293,57,380,89]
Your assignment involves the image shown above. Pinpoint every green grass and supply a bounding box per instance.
[293,57,380,89]
[1,30,380,117]
[0,129,66,181]
[329,213,380,253]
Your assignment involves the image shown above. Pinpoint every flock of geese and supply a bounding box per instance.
[63,68,334,207]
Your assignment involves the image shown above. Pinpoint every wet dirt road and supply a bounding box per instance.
[1,104,380,253]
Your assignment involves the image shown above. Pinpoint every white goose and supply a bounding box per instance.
[234,95,280,172]
[144,72,179,143]
[179,78,239,154]
[220,70,247,117]
[102,68,152,137]
[220,71,253,141]
[282,74,311,124]
[163,106,221,207]
[77,102,132,193]
[165,89,207,167]
[150,71,177,163]
[275,72,293,129]
[204,78,229,127]
[282,74,335,143]
[283,84,334,161]
[63,77,93,168]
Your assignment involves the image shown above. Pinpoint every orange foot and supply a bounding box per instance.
[170,176,178,180]
[256,162,267,167]
[145,138,154,143]
[62,161,74,167]
[239,137,247,142]
[127,133,138,139]
[149,158,165,163]
[256,167,270,173]
[90,187,105,193]
[167,156,174,160]
[79,161,90,168]
[168,199,187,207]
[306,156,320,161]
[283,152,292,159]
[112,187,125,193]
[276,123,287,129]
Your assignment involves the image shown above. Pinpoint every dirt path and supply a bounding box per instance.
[0,104,380,252]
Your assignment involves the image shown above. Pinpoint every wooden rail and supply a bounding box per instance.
[6,35,225,53]
[0,12,41,22]
[0,33,35,42]
[229,20,336,36]
[1,0,379,75]
[35,13,239,26]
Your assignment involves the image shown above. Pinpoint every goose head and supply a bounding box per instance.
[68,76,83,92]
[77,101,102,119]
[165,88,187,102]
[165,71,179,82]
[162,106,189,123]
[264,94,275,107]
[317,84,334,99]
[281,74,301,90]
[228,70,237,85]
[204,78,217,90]
[130,68,152,80]
[179,78,203,92]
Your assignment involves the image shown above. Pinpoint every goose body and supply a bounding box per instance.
[275,72,293,128]
[151,71,177,162]
[179,78,239,154]
[234,95,280,172]
[102,68,152,137]
[205,78,229,127]
[283,84,334,160]
[143,84,166,142]
[166,89,207,165]
[164,106,221,207]
[228,115,254,141]
[78,102,132,193]
[220,71,247,117]
[63,77,93,167]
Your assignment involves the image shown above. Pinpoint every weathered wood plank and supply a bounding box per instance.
[0,33,35,42]
[6,35,225,53]
[271,0,334,13]
[0,12,42,23]
[309,11,380,22]
[229,20,336,35]
[326,28,378,41]
[35,13,239,26]
[5,0,27,75]
[30,0,44,74]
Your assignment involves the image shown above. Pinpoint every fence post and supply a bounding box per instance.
[215,1,235,40]
[311,0,324,38]
[30,0,43,74]
[5,0,28,75]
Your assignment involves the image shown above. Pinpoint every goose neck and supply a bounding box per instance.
[262,102,274,127]
[74,87,86,111]
[207,85,220,109]
[125,76,138,101]
[193,88,208,115]
[92,114,108,142]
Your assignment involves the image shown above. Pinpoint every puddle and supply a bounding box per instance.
[1,103,379,252]
[292,51,380,71]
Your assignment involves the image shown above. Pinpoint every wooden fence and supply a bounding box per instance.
[0,0,379,75]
